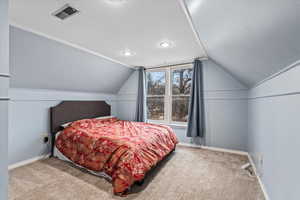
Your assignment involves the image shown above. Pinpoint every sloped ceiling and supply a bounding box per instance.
[10,26,133,93]
[9,0,300,88]
[9,0,206,67]
[186,0,300,87]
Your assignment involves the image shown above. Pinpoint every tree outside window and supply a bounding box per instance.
[146,65,193,124]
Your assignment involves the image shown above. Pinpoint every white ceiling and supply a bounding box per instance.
[186,0,300,87]
[9,0,206,67]
[10,0,300,87]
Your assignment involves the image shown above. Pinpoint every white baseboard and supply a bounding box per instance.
[247,154,270,200]
[178,143,248,156]
[8,147,269,200]
[8,154,50,170]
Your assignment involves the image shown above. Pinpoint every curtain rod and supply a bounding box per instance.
[145,57,208,70]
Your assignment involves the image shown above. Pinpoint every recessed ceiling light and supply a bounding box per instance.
[159,40,174,48]
[160,42,170,48]
[121,49,135,57]
[124,51,132,56]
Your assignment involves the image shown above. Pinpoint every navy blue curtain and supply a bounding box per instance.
[135,67,146,122]
[187,60,205,138]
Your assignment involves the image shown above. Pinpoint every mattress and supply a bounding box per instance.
[54,144,112,181]
[55,117,178,194]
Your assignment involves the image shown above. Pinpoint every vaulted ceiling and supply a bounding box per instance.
[9,0,300,88]
[186,0,300,87]
[10,26,133,93]
[9,0,206,67]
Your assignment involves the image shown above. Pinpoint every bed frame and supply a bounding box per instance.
[50,101,111,157]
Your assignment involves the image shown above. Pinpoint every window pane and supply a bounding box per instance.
[147,71,166,95]
[147,97,164,120]
[172,68,192,95]
[172,96,189,122]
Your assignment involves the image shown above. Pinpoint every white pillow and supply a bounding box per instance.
[95,115,115,120]
[60,116,115,128]
[60,121,72,128]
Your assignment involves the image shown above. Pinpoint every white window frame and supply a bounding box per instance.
[146,64,192,126]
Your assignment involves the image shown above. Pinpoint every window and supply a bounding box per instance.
[146,65,193,125]
[146,71,166,121]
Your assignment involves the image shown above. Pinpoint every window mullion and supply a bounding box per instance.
[165,68,170,124]
[169,68,172,124]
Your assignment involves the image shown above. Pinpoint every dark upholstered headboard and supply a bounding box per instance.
[50,101,111,156]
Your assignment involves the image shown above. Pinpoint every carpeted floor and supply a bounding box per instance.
[9,146,265,200]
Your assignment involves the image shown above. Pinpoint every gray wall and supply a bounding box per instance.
[0,0,9,198]
[9,26,133,93]
[118,60,248,151]
[248,62,300,200]
[8,88,118,165]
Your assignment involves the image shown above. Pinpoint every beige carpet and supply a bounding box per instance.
[9,146,265,200]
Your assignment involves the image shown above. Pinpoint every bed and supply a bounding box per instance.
[50,101,178,195]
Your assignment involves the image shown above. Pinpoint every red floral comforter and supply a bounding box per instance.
[55,117,178,194]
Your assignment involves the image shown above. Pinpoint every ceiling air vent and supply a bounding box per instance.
[52,4,79,20]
